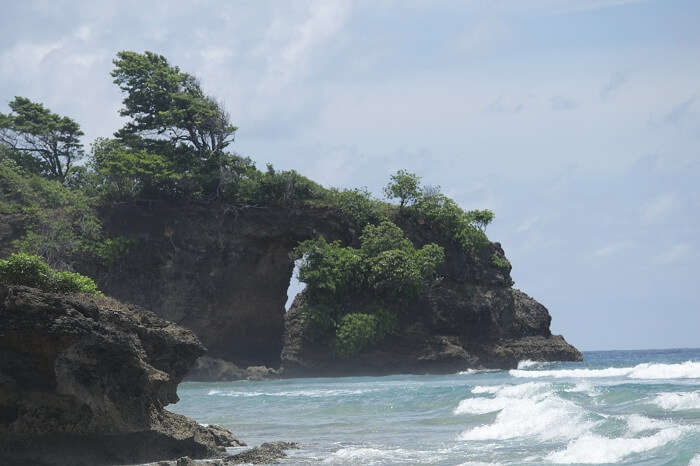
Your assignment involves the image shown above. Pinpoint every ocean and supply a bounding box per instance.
[172,348,700,465]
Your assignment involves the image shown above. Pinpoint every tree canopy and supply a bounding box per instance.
[0,97,84,183]
[111,51,237,162]
[383,169,421,208]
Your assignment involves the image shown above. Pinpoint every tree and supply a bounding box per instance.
[466,209,495,231]
[0,97,84,183]
[111,51,237,162]
[383,169,421,208]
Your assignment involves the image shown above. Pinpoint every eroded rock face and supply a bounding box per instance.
[90,202,353,368]
[0,285,243,465]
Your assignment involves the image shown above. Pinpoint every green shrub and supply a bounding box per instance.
[0,253,52,289]
[0,253,100,295]
[296,221,444,302]
[365,248,425,296]
[322,187,386,227]
[52,270,100,294]
[413,192,490,252]
[0,159,132,266]
[239,164,325,206]
[89,138,181,200]
[490,253,511,270]
[295,237,363,297]
[299,303,337,342]
[359,220,412,256]
[334,313,382,358]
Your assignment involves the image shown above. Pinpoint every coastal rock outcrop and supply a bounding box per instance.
[1,198,582,378]
[90,201,352,369]
[281,283,581,376]
[0,284,243,466]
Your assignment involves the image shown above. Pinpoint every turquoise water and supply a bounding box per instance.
[172,349,700,465]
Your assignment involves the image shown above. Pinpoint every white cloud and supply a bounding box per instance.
[516,216,540,233]
[256,0,350,95]
[0,40,64,77]
[641,193,679,224]
[655,243,692,264]
[593,241,633,258]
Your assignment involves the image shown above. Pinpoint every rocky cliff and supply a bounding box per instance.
[2,199,581,378]
[0,284,243,466]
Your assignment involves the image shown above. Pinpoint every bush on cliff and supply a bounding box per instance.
[334,310,396,358]
[0,253,100,294]
[296,220,444,304]
[319,187,388,228]
[294,220,444,356]
[0,159,133,267]
[412,190,492,252]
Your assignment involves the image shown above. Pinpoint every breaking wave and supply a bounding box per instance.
[545,427,687,464]
[509,360,700,379]
[456,382,595,441]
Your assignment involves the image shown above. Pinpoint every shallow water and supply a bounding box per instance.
[172,348,700,465]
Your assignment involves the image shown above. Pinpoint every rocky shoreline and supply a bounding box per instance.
[0,285,244,465]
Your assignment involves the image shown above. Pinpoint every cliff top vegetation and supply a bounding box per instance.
[0,51,505,342]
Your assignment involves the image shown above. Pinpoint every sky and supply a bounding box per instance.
[1,0,698,351]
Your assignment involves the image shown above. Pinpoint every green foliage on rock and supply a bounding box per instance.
[295,220,444,357]
[0,159,133,266]
[241,164,326,206]
[359,220,413,256]
[413,191,491,252]
[0,253,100,294]
[334,311,396,358]
[0,97,84,183]
[490,253,511,270]
[383,169,421,208]
[321,187,387,228]
[110,50,243,199]
[89,138,181,200]
[295,237,363,298]
[296,220,444,303]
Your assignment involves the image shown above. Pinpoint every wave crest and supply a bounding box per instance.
[510,360,700,380]
[545,427,688,464]
[456,382,595,441]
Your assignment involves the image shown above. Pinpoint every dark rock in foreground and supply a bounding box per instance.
[222,441,299,464]
[186,356,282,381]
[0,285,244,466]
[152,442,299,465]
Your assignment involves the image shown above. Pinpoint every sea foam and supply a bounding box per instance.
[623,414,673,434]
[516,359,541,369]
[509,360,700,379]
[322,446,443,464]
[652,391,700,411]
[456,382,595,441]
[545,427,687,464]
